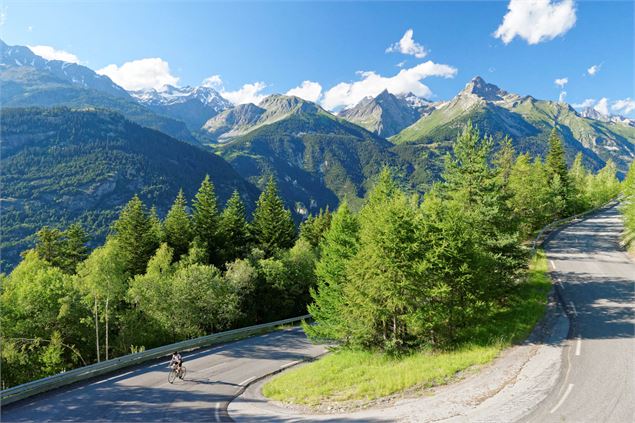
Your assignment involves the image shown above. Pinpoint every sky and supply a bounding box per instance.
[1,0,634,115]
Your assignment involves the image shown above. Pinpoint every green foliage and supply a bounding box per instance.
[545,128,571,216]
[622,161,635,249]
[192,175,222,266]
[299,208,332,249]
[111,195,160,276]
[220,190,251,263]
[164,189,193,260]
[304,202,359,341]
[1,251,89,386]
[251,177,297,257]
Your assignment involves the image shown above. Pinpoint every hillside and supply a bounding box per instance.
[216,95,415,214]
[131,85,232,131]
[0,40,196,143]
[0,107,260,271]
[338,90,435,137]
[392,76,635,175]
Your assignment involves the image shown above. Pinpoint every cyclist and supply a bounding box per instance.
[170,351,183,373]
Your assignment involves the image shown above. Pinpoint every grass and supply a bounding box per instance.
[262,251,552,406]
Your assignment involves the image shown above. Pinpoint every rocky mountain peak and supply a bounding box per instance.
[461,76,507,101]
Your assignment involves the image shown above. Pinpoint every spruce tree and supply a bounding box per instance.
[220,190,250,263]
[192,175,221,265]
[251,176,296,257]
[111,195,159,275]
[299,207,332,249]
[305,202,359,341]
[34,227,64,267]
[60,223,89,274]
[149,206,165,244]
[164,189,193,260]
[546,128,571,215]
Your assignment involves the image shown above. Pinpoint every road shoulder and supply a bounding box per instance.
[228,290,570,422]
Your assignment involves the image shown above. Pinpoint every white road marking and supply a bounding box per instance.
[575,336,582,356]
[279,360,301,370]
[213,403,221,422]
[239,376,256,386]
[92,370,134,385]
[550,383,574,414]
[550,260,556,269]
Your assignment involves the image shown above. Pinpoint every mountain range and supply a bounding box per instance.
[0,39,633,269]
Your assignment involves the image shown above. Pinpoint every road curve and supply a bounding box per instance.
[1,327,326,422]
[524,205,635,423]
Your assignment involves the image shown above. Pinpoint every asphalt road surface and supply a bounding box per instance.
[1,327,326,422]
[525,205,635,423]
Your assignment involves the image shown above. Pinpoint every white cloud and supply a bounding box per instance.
[201,74,268,105]
[201,74,223,89]
[494,0,577,45]
[28,45,80,64]
[594,97,609,116]
[558,91,567,103]
[221,81,268,105]
[612,98,635,115]
[97,58,179,91]
[321,60,457,111]
[27,25,33,32]
[286,80,322,102]
[396,61,407,68]
[554,77,568,88]
[572,98,596,109]
[386,29,428,58]
[587,64,600,76]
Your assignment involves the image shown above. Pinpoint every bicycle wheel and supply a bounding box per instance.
[168,368,177,384]
[179,366,187,380]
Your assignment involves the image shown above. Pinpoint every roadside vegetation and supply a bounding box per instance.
[263,126,620,405]
[621,162,635,252]
[264,252,551,405]
[0,124,622,391]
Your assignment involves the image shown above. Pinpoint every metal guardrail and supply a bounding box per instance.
[0,314,310,406]
[531,198,619,254]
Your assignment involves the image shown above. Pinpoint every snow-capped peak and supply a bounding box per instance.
[131,85,232,112]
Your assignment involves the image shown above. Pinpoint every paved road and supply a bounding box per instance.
[1,327,326,422]
[525,205,635,423]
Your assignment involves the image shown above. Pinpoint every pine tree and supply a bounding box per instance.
[111,195,159,275]
[545,128,571,216]
[568,153,590,213]
[299,207,332,249]
[251,176,296,257]
[192,175,221,266]
[220,190,250,263]
[305,202,359,341]
[34,227,64,267]
[60,223,89,274]
[149,206,165,244]
[164,189,193,260]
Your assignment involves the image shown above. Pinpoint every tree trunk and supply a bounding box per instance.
[94,297,100,363]
[105,297,109,361]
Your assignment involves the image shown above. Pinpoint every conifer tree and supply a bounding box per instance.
[35,227,64,267]
[60,223,89,274]
[251,176,296,257]
[192,175,221,265]
[220,190,250,263]
[164,189,192,260]
[546,128,571,215]
[149,206,165,244]
[568,153,590,213]
[111,195,159,275]
[305,202,359,341]
[299,207,332,249]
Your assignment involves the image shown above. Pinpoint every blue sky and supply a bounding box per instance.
[1,1,633,115]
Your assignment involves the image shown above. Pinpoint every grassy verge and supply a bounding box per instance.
[262,251,551,406]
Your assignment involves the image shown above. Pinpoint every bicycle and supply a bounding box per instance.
[168,363,187,384]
